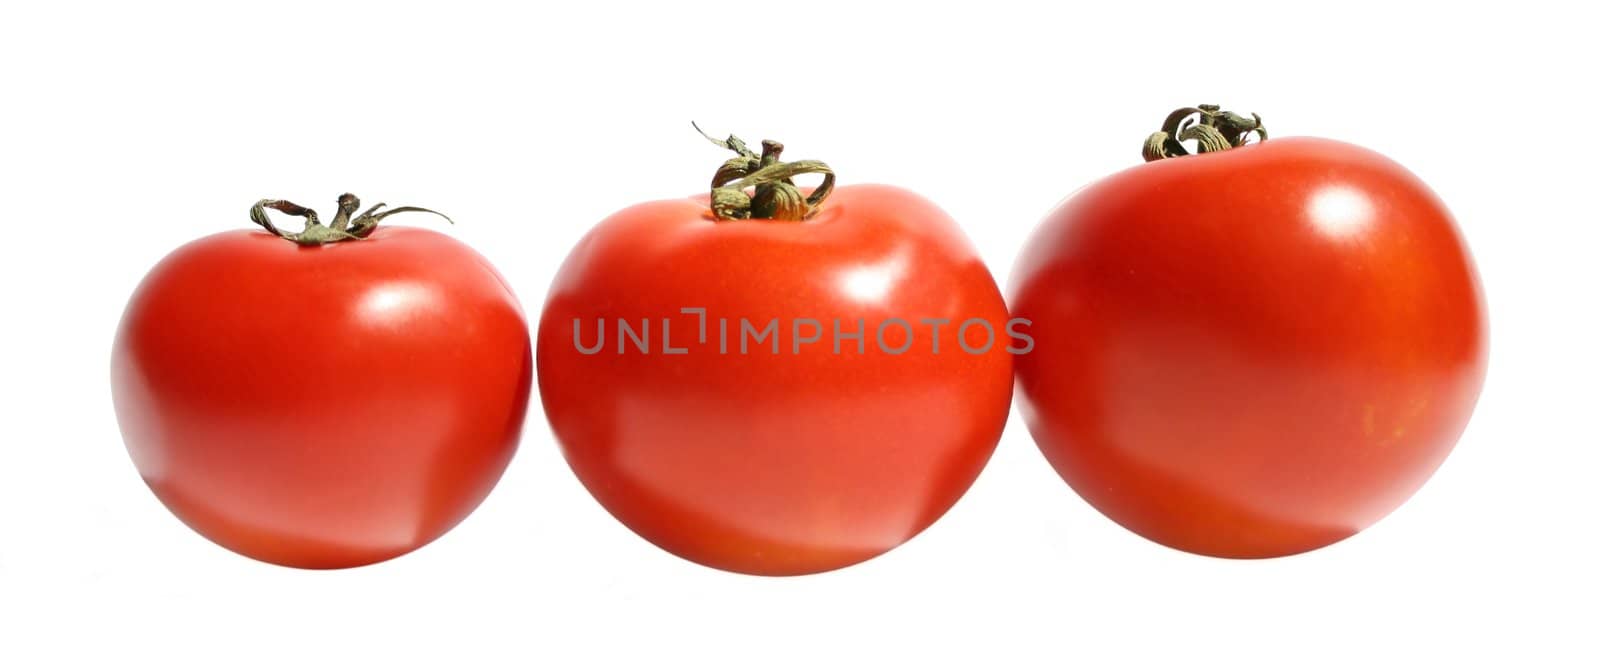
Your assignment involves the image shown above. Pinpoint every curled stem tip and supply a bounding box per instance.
[694,123,835,222]
[1143,104,1268,162]
[249,193,450,246]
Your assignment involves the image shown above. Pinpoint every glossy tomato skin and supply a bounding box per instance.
[1012,137,1487,558]
[113,226,531,569]
[538,184,1012,576]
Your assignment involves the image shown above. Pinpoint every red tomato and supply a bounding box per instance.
[1011,112,1487,558]
[112,197,531,569]
[537,135,1012,575]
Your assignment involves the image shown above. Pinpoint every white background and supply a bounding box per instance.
[2,1,1595,660]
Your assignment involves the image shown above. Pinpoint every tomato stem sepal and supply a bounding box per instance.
[250,193,452,246]
[1142,104,1269,162]
[693,124,836,222]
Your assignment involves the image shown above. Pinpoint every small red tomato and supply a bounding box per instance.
[537,132,1014,576]
[112,195,531,569]
[1011,106,1487,558]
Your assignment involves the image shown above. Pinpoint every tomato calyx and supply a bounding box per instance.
[692,123,836,222]
[1142,104,1269,162]
[249,193,453,246]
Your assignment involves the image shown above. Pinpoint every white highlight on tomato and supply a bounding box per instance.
[837,251,908,303]
[1308,186,1375,239]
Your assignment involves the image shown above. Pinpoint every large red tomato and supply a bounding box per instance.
[112,195,531,569]
[1011,107,1487,558]
[537,134,1014,575]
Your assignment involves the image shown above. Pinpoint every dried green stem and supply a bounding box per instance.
[694,123,835,221]
[249,194,452,246]
[1143,104,1268,162]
